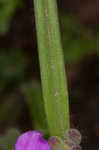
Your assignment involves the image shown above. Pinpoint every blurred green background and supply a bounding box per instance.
[0,0,99,150]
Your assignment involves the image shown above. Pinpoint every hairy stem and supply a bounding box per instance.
[34,0,70,137]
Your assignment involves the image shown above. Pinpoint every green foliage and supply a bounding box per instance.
[22,81,48,136]
[0,50,28,90]
[0,128,20,150]
[0,50,29,128]
[61,15,99,63]
[0,0,22,35]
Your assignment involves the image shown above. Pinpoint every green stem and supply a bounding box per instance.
[34,0,70,137]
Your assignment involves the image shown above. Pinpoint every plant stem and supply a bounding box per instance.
[34,0,70,137]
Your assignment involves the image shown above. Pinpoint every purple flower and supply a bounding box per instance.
[14,131,51,150]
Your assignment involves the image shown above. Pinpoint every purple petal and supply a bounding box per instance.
[14,131,51,150]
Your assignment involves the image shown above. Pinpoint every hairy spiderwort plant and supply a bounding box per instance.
[14,0,82,149]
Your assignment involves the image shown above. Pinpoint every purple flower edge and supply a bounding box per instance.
[14,130,51,150]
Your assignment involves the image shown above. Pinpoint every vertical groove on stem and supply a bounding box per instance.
[34,0,70,137]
